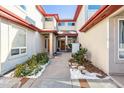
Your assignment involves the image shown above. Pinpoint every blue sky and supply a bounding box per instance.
[42,5,77,19]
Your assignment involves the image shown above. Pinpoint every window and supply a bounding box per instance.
[58,22,65,26]
[118,20,124,59]
[11,49,19,56]
[88,5,101,10]
[20,5,26,10]
[25,16,36,25]
[45,18,53,21]
[68,22,75,26]
[11,26,26,56]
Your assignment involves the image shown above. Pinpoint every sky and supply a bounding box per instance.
[42,5,77,19]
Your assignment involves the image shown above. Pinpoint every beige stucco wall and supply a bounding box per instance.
[44,21,55,29]
[44,17,57,30]
[78,18,109,74]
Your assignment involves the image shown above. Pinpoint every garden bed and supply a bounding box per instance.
[4,61,50,79]
[83,62,107,77]
[69,47,108,79]
[69,62,109,80]
[5,52,50,78]
[70,68,110,80]
[26,61,50,78]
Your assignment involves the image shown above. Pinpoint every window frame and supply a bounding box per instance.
[20,5,26,11]
[9,24,27,59]
[118,18,124,60]
[68,22,75,26]
[45,18,53,21]
[58,22,65,26]
[25,16,36,25]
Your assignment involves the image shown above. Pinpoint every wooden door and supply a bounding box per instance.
[61,40,65,50]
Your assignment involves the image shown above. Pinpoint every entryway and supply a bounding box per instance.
[60,40,65,50]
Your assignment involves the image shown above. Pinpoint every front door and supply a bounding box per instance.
[61,40,65,50]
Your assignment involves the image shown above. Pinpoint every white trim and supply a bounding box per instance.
[0,17,1,73]
[118,18,124,60]
[106,18,110,74]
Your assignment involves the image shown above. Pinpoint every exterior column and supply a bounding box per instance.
[53,35,56,53]
[49,33,53,58]
[65,35,68,46]
[65,35,68,51]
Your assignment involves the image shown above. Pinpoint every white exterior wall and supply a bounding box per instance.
[26,5,45,29]
[0,18,44,75]
[0,5,45,75]
[76,6,87,42]
[2,5,45,29]
[2,5,27,19]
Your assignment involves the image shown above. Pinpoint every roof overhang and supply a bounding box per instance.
[0,6,58,34]
[79,5,123,32]
[0,6,40,31]
[36,5,83,22]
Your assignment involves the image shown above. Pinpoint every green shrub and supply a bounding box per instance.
[72,48,88,65]
[14,64,24,77]
[14,52,49,77]
[68,43,72,48]
[36,53,49,65]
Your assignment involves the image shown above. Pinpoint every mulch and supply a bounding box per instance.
[83,62,107,78]
[69,58,107,78]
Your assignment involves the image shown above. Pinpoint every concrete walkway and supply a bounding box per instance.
[28,52,76,88]
[0,52,119,88]
[26,52,118,88]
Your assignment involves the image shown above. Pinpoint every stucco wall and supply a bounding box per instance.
[0,18,44,75]
[44,17,57,30]
[76,6,87,42]
[44,21,55,29]
[78,18,109,74]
